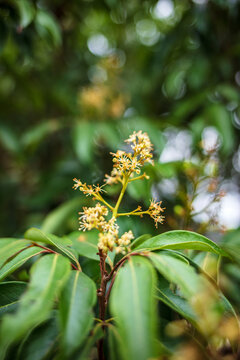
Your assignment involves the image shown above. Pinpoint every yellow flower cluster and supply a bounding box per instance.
[148,200,165,228]
[105,130,153,185]
[79,203,108,232]
[73,130,164,254]
[73,178,105,197]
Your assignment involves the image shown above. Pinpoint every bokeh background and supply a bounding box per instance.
[0,0,240,240]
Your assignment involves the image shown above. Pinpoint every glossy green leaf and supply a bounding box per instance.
[149,251,202,298]
[0,239,30,268]
[135,230,226,256]
[156,277,197,325]
[59,271,97,356]
[0,281,27,316]
[0,254,71,357]
[24,228,80,270]
[129,234,151,249]
[0,246,42,281]
[110,256,157,360]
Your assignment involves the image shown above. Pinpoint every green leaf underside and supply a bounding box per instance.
[135,230,226,256]
[156,278,197,325]
[110,256,157,360]
[0,247,43,281]
[0,282,27,316]
[0,254,71,356]
[149,252,202,298]
[59,271,97,356]
[24,228,80,269]
[0,239,31,268]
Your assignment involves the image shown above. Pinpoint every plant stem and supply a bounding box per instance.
[117,210,149,217]
[97,249,108,360]
[112,174,129,218]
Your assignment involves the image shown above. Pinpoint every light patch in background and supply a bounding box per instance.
[219,192,240,229]
[192,0,208,5]
[160,129,192,162]
[157,178,179,197]
[136,19,160,46]
[153,0,174,19]
[201,126,220,151]
[87,34,111,57]
[233,146,240,172]
[88,65,107,83]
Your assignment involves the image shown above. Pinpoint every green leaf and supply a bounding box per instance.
[0,246,42,281]
[59,271,97,356]
[0,239,30,269]
[35,10,61,46]
[21,121,60,151]
[72,121,95,164]
[77,324,104,360]
[16,0,35,28]
[107,325,124,360]
[41,197,88,234]
[110,256,157,360]
[0,281,27,316]
[24,228,80,270]
[149,251,202,298]
[155,277,197,325]
[206,104,234,155]
[17,316,58,360]
[129,234,151,249]
[135,230,226,256]
[0,254,71,357]
[71,231,114,266]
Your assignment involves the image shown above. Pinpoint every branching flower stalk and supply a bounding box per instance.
[73,131,165,360]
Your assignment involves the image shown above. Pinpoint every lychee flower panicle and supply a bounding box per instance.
[73,178,105,197]
[79,203,108,231]
[125,130,154,166]
[148,200,165,228]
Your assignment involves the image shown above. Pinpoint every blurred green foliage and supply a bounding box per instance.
[0,0,240,239]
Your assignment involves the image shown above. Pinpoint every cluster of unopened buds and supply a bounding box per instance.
[73,130,165,254]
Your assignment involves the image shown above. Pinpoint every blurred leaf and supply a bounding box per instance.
[149,251,201,298]
[0,281,27,316]
[135,230,227,256]
[0,239,30,268]
[35,10,61,46]
[0,246,42,281]
[0,254,71,356]
[107,325,124,360]
[16,0,35,28]
[59,271,97,356]
[156,277,197,325]
[77,324,103,360]
[0,126,21,154]
[206,104,234,155]
[72,121,95,164]
[110,256,157,360]
[41,197,88,234]
[17,316,58,360]
[21,121,60,151]
[24,228,80,269]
